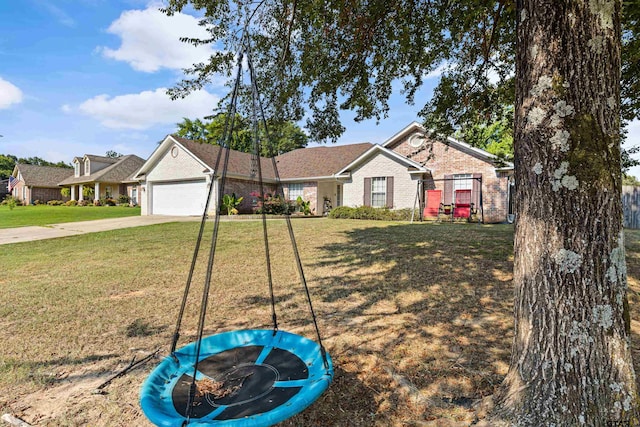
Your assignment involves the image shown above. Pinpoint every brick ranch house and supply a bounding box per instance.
[9,164,74,204]
[135,122,514,223]
[9,154,144,205]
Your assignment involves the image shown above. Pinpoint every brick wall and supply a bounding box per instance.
[32,187,70,204]
[224,177,277,214]
[343,149,422,209]
[388,134,512,223]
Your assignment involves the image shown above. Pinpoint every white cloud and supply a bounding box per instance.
[0,77,23,109]
[100,5,216,72]
[78,87,219,129]
[61,104,72,113]
[424,62,449,80]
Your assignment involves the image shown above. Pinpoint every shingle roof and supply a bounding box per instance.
[15,164,74,188]
[172,136,277,179]
[275,143,373,179]
[86,155,118,164]
[59,155,145,185]
[171,136,372,180]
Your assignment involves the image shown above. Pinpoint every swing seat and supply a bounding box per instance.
[140,329,333,427]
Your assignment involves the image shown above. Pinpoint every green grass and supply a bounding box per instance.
[0,204,141,228]
[0,220,638,426]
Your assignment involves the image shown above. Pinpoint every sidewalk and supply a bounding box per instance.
[0,215,196,245]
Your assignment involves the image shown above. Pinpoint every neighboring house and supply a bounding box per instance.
[134,123,513,222]
[382,122,514,223]
[9,164,74,205]
[58,154,145,204]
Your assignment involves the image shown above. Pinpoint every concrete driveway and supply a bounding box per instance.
[0,215,196,245]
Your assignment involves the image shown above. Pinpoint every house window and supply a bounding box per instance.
[105,186,112,198]
[288,183,304,200]
[371,177,387,208]
[131,187,138,204]
[85,159,90,176]
[74,162,80,177]
[452,173,472,201]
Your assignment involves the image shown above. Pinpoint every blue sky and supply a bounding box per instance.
[1,1,639,177]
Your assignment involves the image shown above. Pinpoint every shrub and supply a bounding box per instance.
[77,200,89,206]
[118,194,130,204]
[93,199,102,206]
[328,206,356,219]
[253,192,295,215]
[46,200,65,206]
[65,200,78,206]
[60,187,71,198]
[329,206,419,221]
[104,198,117,206]
[33,199,44,205]
[296,196,312,215]
[221,192,243,215]
[2,195,19,210]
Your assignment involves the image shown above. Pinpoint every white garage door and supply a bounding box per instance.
[151,180,209,216]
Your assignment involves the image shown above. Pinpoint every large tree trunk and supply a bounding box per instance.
[490,0,639,425]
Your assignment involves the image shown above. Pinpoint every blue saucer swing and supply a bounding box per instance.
[140,41,333,426]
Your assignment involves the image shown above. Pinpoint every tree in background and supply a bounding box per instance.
[164,0,638,424]
[175,114,308,156]
[105,150,123,158]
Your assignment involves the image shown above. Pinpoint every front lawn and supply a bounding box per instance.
[0,204,141,228]
[0,220,638,426]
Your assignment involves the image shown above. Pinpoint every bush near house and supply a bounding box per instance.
[329,206,418,221]
[252,192,295,215]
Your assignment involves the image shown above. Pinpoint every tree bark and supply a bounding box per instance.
[490,0,639,425]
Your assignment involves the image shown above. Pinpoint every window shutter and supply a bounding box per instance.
[444,174,453,204]
[472,173,482,208]
[364,177,371,206]
[386,176,394,208]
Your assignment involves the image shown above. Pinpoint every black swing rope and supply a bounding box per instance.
[166,35,329,424]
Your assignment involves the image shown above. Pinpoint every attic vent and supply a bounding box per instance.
[171,146,179,158]
[408,133,425,148]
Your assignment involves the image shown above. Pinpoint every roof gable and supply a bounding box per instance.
[382,121,514,169]
[59,154,145,185]
[336,144,429,176]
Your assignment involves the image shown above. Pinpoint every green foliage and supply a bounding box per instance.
[82,186,95,199]
[221,192,244,215]
[455,105,514,164]
[175,113,308,156]
[0,154,17,180]
[296,196,312,215]
[46,200,65,206]
[163,0,639,168]
[65,200,78,206]
[105,150,123,158]
[623,173,640,186]
[3,195,18,210]
[118,194,130,204]
[60,187,71,198]
[329,206,417,221]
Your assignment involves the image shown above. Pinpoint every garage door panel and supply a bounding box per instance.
[152,180,209,216]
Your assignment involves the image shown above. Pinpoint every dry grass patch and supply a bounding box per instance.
[0,221,638,426]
